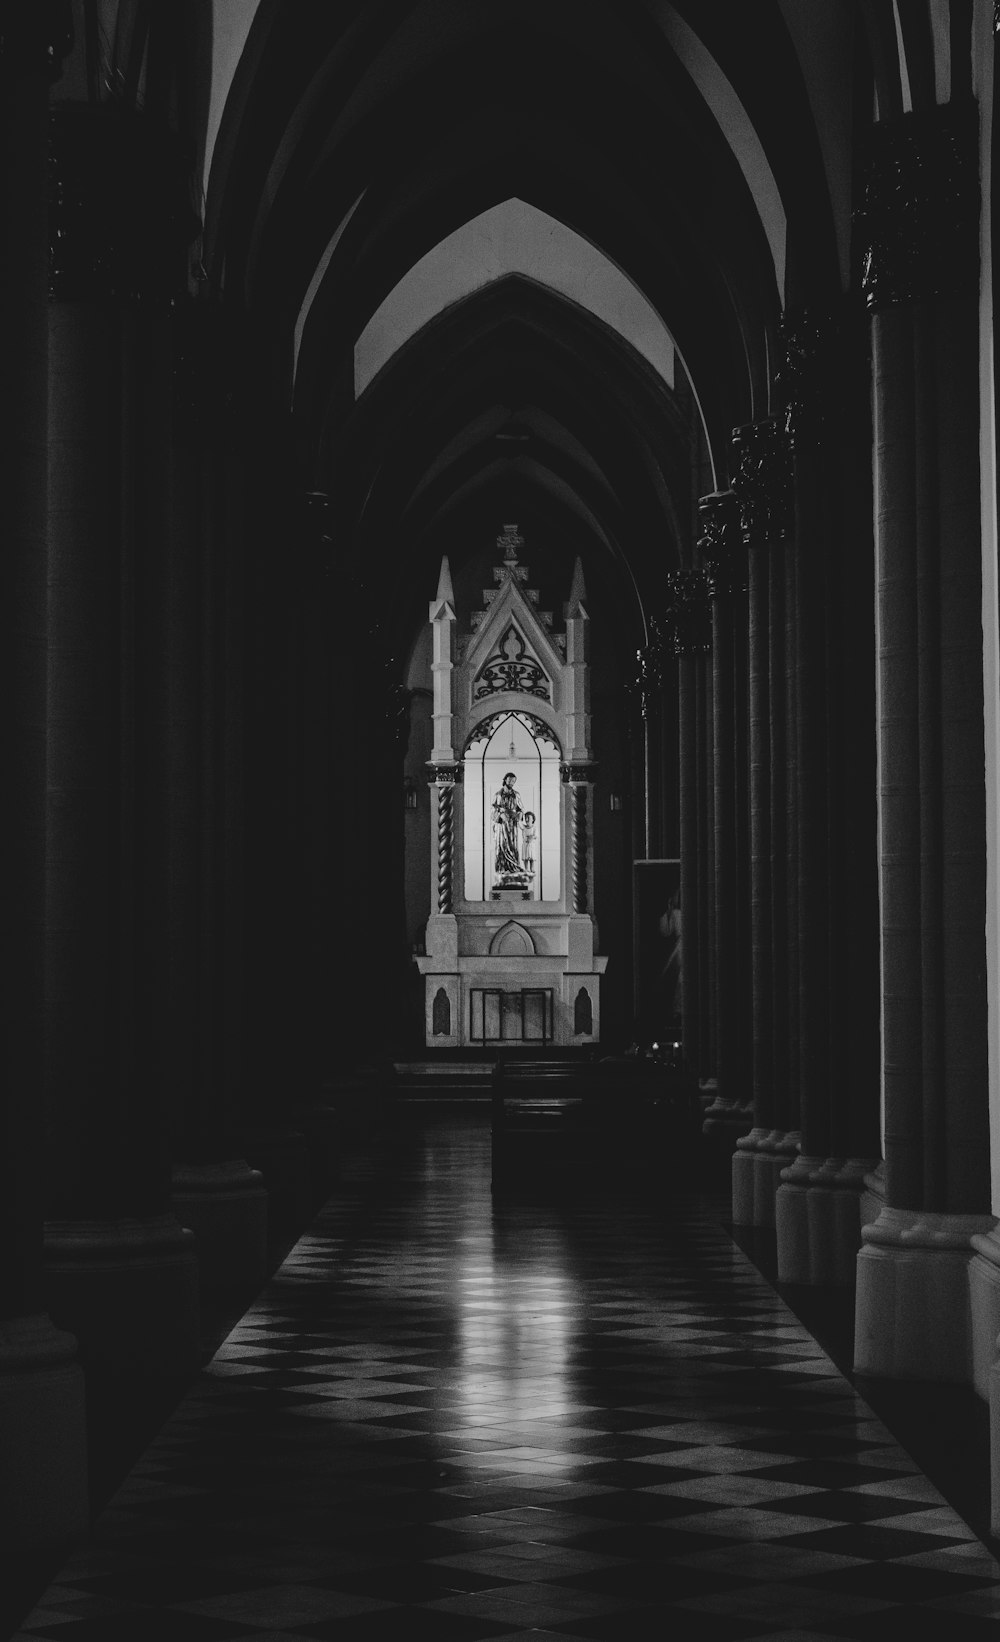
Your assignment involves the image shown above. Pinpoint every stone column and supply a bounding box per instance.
[562,758,597,914]
[42,102,199,1376]
[430,764,463,913]
[423,763,461,1040]
[166,302,267,1299]
[773,312,881,1283]
[851,106,996,1376]
[697,647,716,1089]
[729,421,800,1226]
[633,622,664,865]
[665,570,712,1089]
[699,492,752,1145]
[0,10,88,1553]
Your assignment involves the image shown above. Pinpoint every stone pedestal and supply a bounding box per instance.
[293,1103,342,1200]
[969,1228,1000,1400]
[0,1313,88,1552]
[240,1128,311,1239]
[776,1155,874,1285]
[44,1216,200,1377]
[854,1208,995,1380]
[732,1126,799,1228]
[170,1161,268,1297]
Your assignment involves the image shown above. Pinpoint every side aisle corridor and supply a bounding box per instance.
[14,1116,1000,1642]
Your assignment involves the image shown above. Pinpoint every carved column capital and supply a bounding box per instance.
[629,621,666,718]
[698,490,747,594]
[429,763,463,785]
[560,762,597,783]
[775,308,851,456]
[729,422,793,547]
[299,490,335,581]
[664,567,712,656]
[48,105,198,303]
[0,3,74,78]
[856,102,979,311]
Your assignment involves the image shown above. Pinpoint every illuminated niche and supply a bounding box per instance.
[415,524,606,1047]
[463,711,561,902]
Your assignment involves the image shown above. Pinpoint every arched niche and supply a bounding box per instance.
[462,710,562,903]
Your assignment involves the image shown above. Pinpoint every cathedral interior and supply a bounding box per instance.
[6,1,1000,1636]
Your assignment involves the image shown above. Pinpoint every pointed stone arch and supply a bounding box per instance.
[489,921,536,957]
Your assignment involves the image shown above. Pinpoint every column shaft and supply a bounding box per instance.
[0,22,89,1551]
[678,654,701,1079]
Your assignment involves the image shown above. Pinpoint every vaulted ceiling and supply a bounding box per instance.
[190,0,937,653]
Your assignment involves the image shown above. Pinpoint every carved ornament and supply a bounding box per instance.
[465,712,561,754]
[0,3,74,76]
[856,102,979,311]
[473,624,551,701]
[729,423,793,548]
[698,491,747,594]
[664,567,712,656]
[48,106,198,303]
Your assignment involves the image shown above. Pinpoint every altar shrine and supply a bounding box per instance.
[415,525,607,1047]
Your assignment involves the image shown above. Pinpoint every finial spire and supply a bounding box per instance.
[568,556,587,610]
[435,555,455,604]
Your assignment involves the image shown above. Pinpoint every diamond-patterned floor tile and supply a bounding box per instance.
[13,1111,1000,1638]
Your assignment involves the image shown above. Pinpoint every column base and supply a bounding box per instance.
[775,1156,875,1285]
[859,1161,886,1228]
[732,1127,800,1227]
[170,1160,268,1298]
[972,1227,1000,1548]
[854,1207,995,1381]
[701,1093,753,1147]
[970,1227,1000,1403]
[44,1214,200,1377]
[240,1128,311,1238]
[292,1104,342,1203]
[0,1313,88,1551]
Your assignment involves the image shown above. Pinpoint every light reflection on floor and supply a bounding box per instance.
[15,1113,1000,1641]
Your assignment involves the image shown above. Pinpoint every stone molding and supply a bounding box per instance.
[971,1225,1000,1268]
[861,1205,996,1251]
[780,1154,878,1190]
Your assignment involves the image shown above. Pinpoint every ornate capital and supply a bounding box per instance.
[560,762,597,783]
[630,621,666,717]
[775,308,846,456]
[698,491,747,594]
[729,422,793,547]
[429,763,463,785]
[48,106,198,303]
[664,567,712,656]
[300,490,334,580]
[0,3,74,78]
[856,102,979,311]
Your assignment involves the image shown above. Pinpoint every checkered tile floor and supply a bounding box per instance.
[15,1114,1000,1640]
